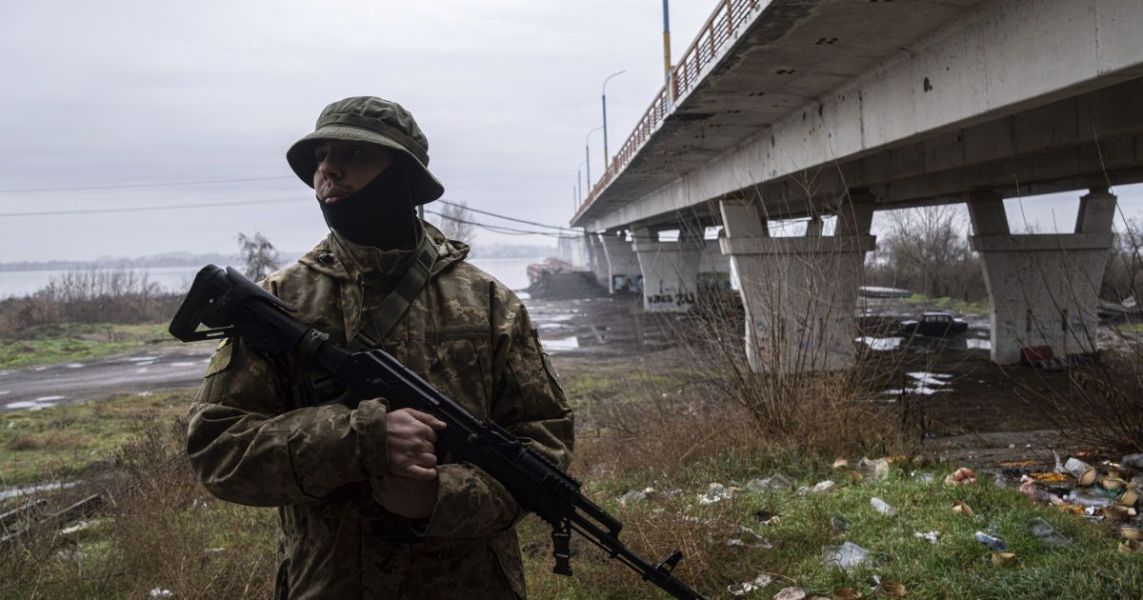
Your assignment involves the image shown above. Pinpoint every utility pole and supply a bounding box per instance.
[662,0,672,86]
[601,70,626,167]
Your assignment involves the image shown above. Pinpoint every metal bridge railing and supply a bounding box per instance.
[574,0,761,222]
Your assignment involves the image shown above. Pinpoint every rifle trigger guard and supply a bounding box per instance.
[551,521,572,576]
[656,550,683,574]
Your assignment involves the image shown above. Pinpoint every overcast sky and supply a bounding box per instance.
[1,1,1141,263]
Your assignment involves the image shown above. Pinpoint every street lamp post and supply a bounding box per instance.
[601,70,626,168]
[584,126,603,191]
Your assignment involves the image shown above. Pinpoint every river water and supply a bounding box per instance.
[0,257,543,299]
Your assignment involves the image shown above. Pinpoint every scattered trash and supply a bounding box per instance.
[727,526,773,549]
[1119,489,1139,507]
[821,541,872,573]
[205,547,226,555]
[990,551,1017,566]
[1103,505,1135,522]
[832,458,849,469]
[809,480,836,494]
[913,530,939,544]
[830,515,850,534]
[1122,453,1143,472]
[149,589,174,599]
[746,474,794,494]
[830,587,862,600]
[619,487,654,505]
[753,510,779,525]
[859,457,891,480]
[1122,526,1143,541]
[945,467,976,485]
[772,586,807,600]
[913,472,935,484]
[698,483,734,505]
[951,500,974,517]
[974,531,1007,551]
[1101,477,1127,491]
[874,579,908,598]
[1064,458,1097,486]
[727,574,773,596]
[1028,517,1070,547]
[1120,539,1143,554]
[1066,489,1114,509]
[870,497,896,516]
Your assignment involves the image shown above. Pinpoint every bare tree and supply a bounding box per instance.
[237,232,281,281]
[435,200,477,246]
[874,205,983,299]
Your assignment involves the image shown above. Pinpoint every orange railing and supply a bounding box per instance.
[574,0,761,222]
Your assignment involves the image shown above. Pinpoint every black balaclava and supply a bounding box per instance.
[317,156,418,250]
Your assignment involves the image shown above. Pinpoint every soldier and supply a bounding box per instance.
[186,97,574,598]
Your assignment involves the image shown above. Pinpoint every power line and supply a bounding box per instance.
[0,175,294,194]
[437,199,576,232]
[0,198,308,217]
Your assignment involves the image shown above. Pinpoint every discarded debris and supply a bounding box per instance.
[809,480,836,494]
[974,531,1007,552]
[1066,489,1115,509]
[874,578,908,598]
[830,587,862,600]
[951,500,974,517]
[832,458,849,469]
[830,515,850,534]
[747,474,794,494]
[1064,458,1098,486]
[698,483,735,505]
[619,487,654,505]
[913,530,940,544]
[727,526,773,549]
[822,541,871,573]
[772,586,807,600]
[945,467,976,485]
[1028,517,1070,547]
[148,589,174,599]
[727,574,773,596]
[870,497,896,516]
[990,551,1017,566]
[1120,539,1143,554]
[859,457,891,480]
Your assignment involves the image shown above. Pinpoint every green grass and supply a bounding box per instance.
[0,389,192,486]
[0,322,174,370]
[521,456,1143,599]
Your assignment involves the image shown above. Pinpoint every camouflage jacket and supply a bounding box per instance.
[186,223,574,599]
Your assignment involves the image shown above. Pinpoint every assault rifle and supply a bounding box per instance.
[170,265,706,600]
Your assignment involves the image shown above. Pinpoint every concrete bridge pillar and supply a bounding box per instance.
[699,232,733,290]
[632,223,704,312]
[968,188,1116,365]
[586,232,609,287]
[720,195,876,373]
[600,230,641,294]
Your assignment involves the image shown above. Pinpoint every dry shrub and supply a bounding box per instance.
[0,419,277,599]
[1028,353,1143,454]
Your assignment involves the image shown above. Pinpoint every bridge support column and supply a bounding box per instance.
[600,230,641,294]
[720,196,876,373]
[632,224,704,312]
[968,188,1116,365]
[699,233,732,290]
[586,232,609,287]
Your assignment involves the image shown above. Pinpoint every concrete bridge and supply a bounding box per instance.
[570,0,1143,370]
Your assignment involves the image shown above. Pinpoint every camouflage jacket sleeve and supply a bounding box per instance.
[186,337,389,506]
[419,294,575,538]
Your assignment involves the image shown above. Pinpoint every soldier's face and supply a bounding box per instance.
[313,141,394,205]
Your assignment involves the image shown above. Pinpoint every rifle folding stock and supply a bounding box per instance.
[171,265,706,600]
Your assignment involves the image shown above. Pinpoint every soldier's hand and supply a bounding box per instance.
[376,475,439,520]
[385,408,446,481]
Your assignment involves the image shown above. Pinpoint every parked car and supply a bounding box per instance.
[899,311,969,337]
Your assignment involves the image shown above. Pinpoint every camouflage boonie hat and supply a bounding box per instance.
[287,96,445,205]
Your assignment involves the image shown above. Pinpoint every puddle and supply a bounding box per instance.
[541,336,580,351]
[0,371,10,378]
[66,363,85,369]
[4,396,64,410]
[0,480,79,501]
[856,336,903,351]
[126,356,160,363]
[965,338,991,350]
[33,366,48,372]
[135,368,149,374]
[883,372,954,396]
[0,391,9,396]
[169,362,198,368]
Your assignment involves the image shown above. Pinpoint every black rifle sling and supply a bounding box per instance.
[353,231,442,350]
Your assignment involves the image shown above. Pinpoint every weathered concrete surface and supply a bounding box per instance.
[586,233,609,287]
[720,197,875,372]
[969,189,1116,364]
[573,0,1143,231]
[599,231,641,294]
[632,225,704,313]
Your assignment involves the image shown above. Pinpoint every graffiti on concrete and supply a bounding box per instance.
[647,290,696,308]
[612,274,643,294]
